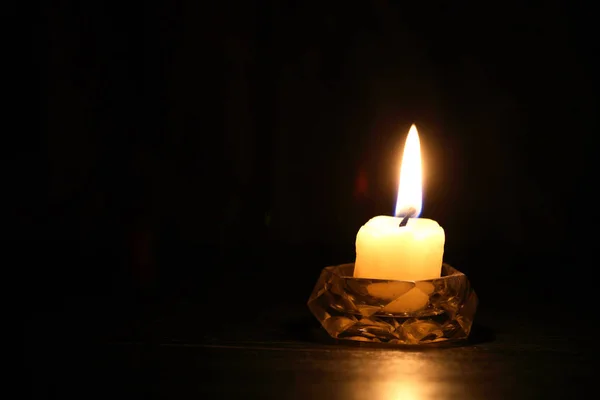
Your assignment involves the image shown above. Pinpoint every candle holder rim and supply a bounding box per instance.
[325,262,462,282]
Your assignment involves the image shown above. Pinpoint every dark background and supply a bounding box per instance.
[25,1,598,398]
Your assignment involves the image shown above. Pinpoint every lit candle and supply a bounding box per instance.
[354,124,445,282]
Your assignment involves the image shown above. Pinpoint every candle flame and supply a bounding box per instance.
[395,124,423,217]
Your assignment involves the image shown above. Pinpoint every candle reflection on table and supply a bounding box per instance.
[337,351,475,400]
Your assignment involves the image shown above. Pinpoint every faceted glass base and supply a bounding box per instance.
[308,263,477,345]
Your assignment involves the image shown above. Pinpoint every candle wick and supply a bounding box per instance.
[399,207,417,227]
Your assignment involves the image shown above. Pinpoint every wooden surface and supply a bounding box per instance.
[26,311,595,399]
[24,250,596,399]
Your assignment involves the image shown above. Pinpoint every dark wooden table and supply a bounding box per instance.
[23,245,596,399]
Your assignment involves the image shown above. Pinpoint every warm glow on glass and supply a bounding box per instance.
[395,124,423,217]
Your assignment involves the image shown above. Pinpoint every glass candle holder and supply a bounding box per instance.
[308,263,477,345]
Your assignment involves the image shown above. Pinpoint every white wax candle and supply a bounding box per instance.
[353,124,445,283]
[354,215,445,281]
